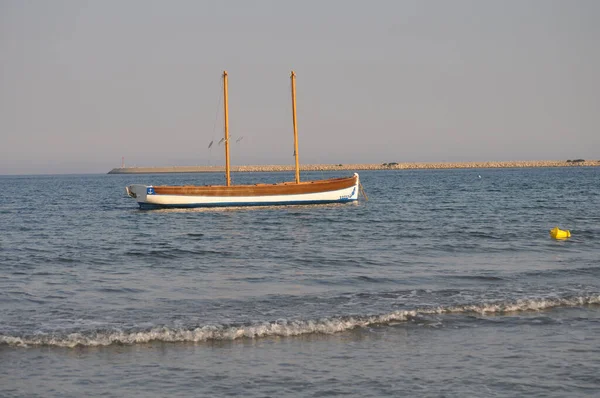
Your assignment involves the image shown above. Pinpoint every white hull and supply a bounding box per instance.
[126,174,359,209]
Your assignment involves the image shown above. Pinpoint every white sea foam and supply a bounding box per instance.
[2,294,599,348]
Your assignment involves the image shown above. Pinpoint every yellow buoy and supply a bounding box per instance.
[549,226,571,239]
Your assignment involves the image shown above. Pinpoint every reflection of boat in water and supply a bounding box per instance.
[126,71,359,209]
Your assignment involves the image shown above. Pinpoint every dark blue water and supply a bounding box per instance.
[1,167,599,397]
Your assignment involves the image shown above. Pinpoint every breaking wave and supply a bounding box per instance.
[2,294,599,348]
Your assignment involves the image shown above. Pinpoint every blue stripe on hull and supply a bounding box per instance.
[137,198,357,210]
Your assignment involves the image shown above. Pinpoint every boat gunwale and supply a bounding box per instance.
[151,175,358,197]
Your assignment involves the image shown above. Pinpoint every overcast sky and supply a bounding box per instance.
[1,0,599,174]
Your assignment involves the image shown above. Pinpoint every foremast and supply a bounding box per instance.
[291,71,300,184]
[223,70,231,186]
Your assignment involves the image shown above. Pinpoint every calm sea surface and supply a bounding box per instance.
[1,167,599,397]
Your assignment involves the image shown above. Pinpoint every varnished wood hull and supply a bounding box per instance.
[126,173,359,209]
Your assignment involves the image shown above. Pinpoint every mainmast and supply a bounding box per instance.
[290,71,300,183]
[223,70,231,186]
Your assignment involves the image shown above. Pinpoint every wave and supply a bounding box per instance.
[2,293,599,348]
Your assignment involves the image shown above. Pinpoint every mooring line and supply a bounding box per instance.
[359,182,368,201]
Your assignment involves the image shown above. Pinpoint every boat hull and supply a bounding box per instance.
[126,174,360,209]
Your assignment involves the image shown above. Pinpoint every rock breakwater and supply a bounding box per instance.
[108,160,599,174]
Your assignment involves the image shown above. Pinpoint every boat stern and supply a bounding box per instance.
[126,184,152,206]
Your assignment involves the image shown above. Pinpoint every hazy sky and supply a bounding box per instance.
[1,0,599,174]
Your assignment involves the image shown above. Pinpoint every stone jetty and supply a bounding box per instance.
[108,160,599,174]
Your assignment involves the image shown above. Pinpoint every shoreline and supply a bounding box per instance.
[107,160,599,174]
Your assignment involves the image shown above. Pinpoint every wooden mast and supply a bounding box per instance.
[223,70,231,186]
[290,71,300,183]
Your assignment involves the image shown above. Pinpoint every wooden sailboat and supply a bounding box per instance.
[125,71,359,209]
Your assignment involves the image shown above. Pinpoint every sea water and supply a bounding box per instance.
[1,167,599,397]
